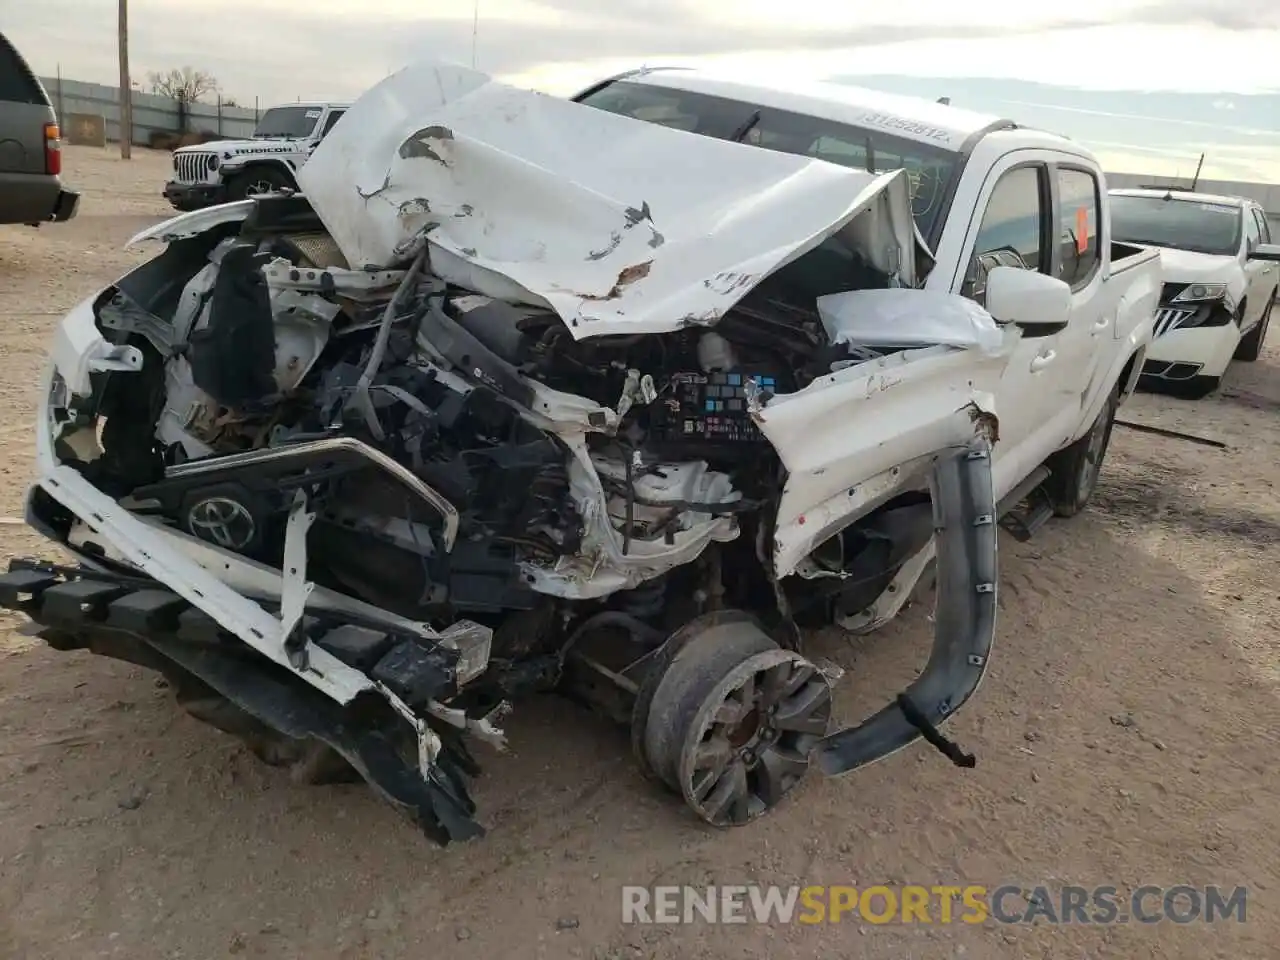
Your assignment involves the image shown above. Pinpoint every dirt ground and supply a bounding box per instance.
[1,146,1277,960]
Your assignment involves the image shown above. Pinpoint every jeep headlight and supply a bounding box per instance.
[1172,282,1228,303]
[207,154,219,171]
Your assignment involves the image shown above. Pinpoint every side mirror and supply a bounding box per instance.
[1249,242,1280,263]
[984,266,1072,335]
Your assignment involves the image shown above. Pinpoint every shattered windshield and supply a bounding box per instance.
[575,79,960,243]
[253,106,321,139]
[1109,195,1243,257]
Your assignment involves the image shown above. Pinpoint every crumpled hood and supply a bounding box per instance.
[1147,247,1241,285]
[297,59,922,339]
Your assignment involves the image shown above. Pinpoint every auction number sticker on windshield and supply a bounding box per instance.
[305,109,322,119]
[858,112,952,143]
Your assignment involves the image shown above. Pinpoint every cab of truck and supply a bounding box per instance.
[574,68,1162,502]
[0,31,79,226]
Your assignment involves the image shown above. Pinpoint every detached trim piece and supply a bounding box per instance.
[148,635,481,845]
[0,561,482,845]
[813,439,997,775]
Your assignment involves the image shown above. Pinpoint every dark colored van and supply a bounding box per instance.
[0,31,78,225]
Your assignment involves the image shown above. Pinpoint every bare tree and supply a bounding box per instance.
[147,66,219,103]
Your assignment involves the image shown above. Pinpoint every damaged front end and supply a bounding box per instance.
[6,60,1004,842]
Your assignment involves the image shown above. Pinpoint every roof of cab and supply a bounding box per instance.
[1109,187,1251,208]
[617,66,1012,152]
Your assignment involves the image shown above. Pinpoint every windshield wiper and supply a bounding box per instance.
[728,111,761,143]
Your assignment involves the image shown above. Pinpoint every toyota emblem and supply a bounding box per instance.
[186,497,257,550]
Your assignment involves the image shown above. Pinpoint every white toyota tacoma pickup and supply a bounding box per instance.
[4,61,1160,844]
[163,101,350,211]
[1109,188,1280,398]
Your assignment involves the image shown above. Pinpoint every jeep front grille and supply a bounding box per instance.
[1153,307,1196,337]
[175,152,214,184]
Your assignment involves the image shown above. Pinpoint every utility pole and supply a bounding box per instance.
[117,0,132,158]
[471,0,479,69]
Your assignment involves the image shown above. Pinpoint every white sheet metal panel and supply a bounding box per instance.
[297,59,918,340]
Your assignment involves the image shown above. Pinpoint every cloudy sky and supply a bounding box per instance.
[7,0,1280,179]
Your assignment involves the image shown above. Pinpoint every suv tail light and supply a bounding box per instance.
[44,122,62,176]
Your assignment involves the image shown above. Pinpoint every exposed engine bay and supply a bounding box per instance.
[13,61,1003,845]
[71,194,933,632]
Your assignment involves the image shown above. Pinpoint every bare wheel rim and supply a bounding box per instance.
[678,649,832,826]
[631,610,766,788]
[642,618,776,792]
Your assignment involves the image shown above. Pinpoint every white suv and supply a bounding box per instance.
[163,101,350,211]
[1110,188,1280,398]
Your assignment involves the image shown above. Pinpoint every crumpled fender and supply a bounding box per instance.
[753,341,1008,579]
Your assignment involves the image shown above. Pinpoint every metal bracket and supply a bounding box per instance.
[280,489,317,668]
[98,290,178,355]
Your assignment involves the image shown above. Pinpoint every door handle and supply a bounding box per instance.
[1030,350,1056,372]
[1093,316,1111,331]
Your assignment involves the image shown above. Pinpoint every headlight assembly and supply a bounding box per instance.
[1172,282,1228,303]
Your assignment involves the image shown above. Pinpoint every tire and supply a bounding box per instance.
[1234,297,1273,362]
[1043,384,1118,518]
[226,165,295,202]
[630,610,765,787]
[637,614,832,827]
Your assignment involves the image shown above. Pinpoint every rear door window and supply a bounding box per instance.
[1055,168,1101,289]
[0,33,50,105]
